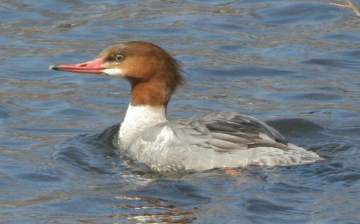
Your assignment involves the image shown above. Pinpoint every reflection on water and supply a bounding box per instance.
[1,0,360,223]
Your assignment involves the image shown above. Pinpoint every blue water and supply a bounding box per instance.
[1,0,360,223]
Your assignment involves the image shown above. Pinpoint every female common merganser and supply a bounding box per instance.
[50,41,321,174]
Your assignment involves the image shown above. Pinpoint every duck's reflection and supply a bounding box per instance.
[112,195,196,223]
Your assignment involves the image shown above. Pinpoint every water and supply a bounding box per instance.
[1,0,360,223]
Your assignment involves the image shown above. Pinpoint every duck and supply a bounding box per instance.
[50,41,321,174]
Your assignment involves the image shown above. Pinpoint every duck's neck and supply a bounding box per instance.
[118,104,167,148]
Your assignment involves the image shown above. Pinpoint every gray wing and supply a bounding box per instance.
[143,112,289,153]
[197,113,289,152]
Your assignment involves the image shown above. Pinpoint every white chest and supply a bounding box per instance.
[118,104,167,148]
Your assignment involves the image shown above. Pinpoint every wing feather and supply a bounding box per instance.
[142,112,290,153]
[184,113,289,152]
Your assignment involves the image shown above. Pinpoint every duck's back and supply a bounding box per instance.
[121,112,321,173]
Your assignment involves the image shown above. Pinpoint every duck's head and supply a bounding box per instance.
[50,41,183,107]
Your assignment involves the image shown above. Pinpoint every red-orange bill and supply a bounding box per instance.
[49,56,105,74]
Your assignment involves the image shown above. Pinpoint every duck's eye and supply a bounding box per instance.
[115,54,125,62]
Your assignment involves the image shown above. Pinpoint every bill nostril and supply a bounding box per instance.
[79,63,87,67]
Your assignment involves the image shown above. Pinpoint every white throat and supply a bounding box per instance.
[118,104,167,148]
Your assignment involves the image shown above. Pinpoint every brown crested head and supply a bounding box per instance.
[51,41,184,107]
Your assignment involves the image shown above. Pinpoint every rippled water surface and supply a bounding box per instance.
[1,0,360,223]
